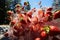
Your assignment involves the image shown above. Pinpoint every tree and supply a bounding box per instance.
[24,1,31,11]
[26,1,31,10]
[5,0,21,10]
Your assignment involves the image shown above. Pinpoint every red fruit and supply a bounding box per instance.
[19,13,23,17]
[13,24,23,37]
[21,14,27,23]
[42,17,48,22]
[39,27,44,32]
[38,9,44,17]
[14,26,19,30]
[11,20,16,25]
[40,31,47,37]
[44,13,50,18]
[7,10,13,15]
[47,7,53,11]
[35,38,41,40]
[46,11,52,16]
[20,18,27,24]
[49,26,58,31]
[32,25,37,32]
[31,24,40,32]
[4,32,8,37]
[13,31,19,37]
[35,24,40,31]
[31,17,38,24]
[53,10,60,19]
[27,10,32,17]
[44,13,52,21]
[49,26,60,36]
[27,17,31,22]
[14,23,22,30]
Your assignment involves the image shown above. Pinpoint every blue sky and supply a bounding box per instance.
[21,0,53,9]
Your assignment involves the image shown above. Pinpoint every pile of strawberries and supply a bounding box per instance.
[5,7,60,40]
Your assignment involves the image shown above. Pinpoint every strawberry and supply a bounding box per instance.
[47,7,53,11]
[35,38,41,40]
[49,26,59,31]
[7,10,13,16]
[39,27,44,32]
[11,20,16,25]
[40,31,47,37]
[53,10,60,19]
[31,17,38,24]
[38,9,44,18]
[27,10,32,18]
[49,25,60,36]
[4,32,9,37]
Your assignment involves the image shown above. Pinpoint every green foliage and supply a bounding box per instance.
[44,25,50,33]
